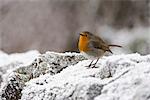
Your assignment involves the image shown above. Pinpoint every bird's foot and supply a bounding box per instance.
[85,63,98,68]
[85,59,100,68]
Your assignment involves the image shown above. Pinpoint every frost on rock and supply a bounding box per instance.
[0,50,40,100]
[0,50,40,86]
[0,51,85,100]
[21,53,150,100]
[95,62,150,100]
[1,51,150,100]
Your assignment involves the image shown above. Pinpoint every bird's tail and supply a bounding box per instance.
[108,44,122,48]
[106,44,122,54]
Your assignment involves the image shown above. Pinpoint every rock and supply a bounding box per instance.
[0,50,39,85]
[0,50,40,100]
[1,51,150,100]
[0,51,85,100]
[1,73,24,100]
[21,53,150,100]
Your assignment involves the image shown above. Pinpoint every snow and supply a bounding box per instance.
[21,53,150,100]
[0,51,150,100]
[0,50,40,66]
[0,50,40,95]
[95,62,150,100]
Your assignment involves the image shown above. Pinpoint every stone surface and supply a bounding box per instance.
[0,51,150,100]
[0,51,85,100]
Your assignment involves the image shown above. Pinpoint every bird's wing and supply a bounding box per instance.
[88,40,109,51]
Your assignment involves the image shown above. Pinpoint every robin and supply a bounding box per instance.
[78,31,122,67]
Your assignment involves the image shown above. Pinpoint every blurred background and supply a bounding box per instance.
[0,0,149,54]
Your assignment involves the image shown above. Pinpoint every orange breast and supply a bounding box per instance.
[78,36,89,52]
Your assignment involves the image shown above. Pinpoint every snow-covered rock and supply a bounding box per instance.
[0,51,150,100]
[0,51,85,100]
[0,50,40,99]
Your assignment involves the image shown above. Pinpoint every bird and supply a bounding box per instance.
[78,31,122,68]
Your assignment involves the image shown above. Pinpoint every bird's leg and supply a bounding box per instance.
[86,58,100,68]
[91,58,100,68]
[88,60,94,67]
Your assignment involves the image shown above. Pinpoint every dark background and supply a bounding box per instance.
[0,0,149,54]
